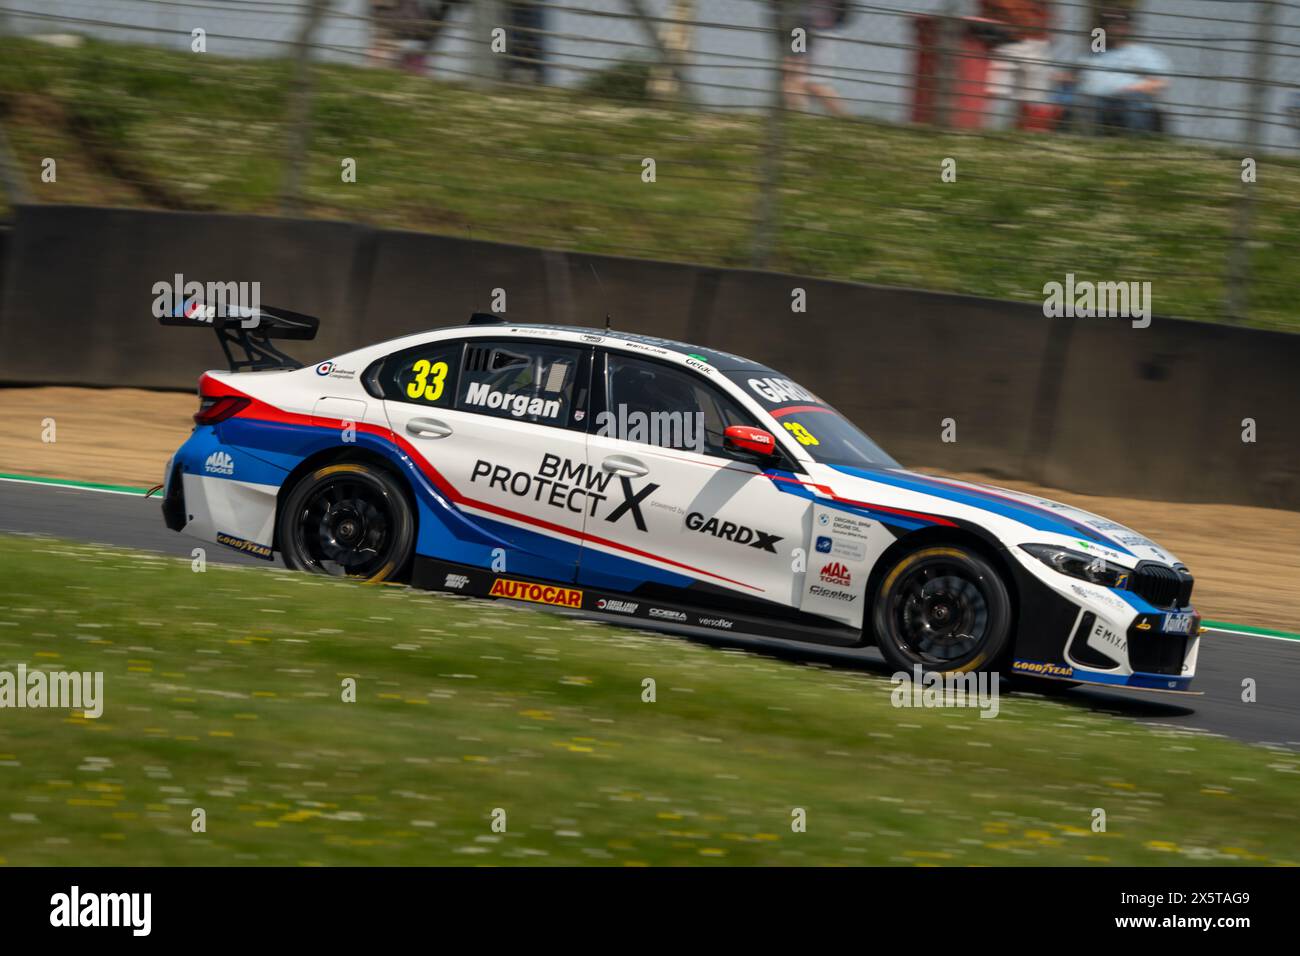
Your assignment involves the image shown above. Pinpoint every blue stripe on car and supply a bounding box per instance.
[184,418,691,590]
[827,465,1134,556]
[764,469,936,532]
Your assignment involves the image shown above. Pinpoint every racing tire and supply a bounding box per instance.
[872,545,1012,675]
[278,461,415,583]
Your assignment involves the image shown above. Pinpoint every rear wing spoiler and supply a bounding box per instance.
[160,303,320,372]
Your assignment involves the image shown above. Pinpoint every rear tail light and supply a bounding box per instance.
[194,395,249,425]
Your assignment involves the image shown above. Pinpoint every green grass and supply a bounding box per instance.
[2,37,1300,331]
[0,533,1297,866]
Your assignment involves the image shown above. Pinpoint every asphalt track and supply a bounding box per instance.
[1,479,1298,749]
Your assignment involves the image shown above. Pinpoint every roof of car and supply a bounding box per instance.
[493,322,771,373]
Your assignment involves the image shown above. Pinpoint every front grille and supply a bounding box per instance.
[1128,634,1188,675]
[1129,562,1194,609]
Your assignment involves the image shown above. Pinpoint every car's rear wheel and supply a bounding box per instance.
[278,462,414,582]
[872,545,1012,674]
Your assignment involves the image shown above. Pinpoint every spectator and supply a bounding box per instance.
[1076,8,1170,133]
[982,0,1055,129]
[783,0,851,118]
[370,0,463,75]
[505,1,547,84]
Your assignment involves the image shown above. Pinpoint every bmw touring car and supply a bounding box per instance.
[159,309,1201,692]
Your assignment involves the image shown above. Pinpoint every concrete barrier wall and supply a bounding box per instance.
[2,204,1297,510]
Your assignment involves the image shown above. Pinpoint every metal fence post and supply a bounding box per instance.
[0,7,31,207]
[471,0,505,87]
[623,0,697,103]
[0,119,27,209]
[280,0,331,215]
[1225,0,1276,323]
[934,0,961,129]
[751,0,786,268]
[648,0,696,100]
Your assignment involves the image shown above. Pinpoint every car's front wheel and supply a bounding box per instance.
[278,461,414,582]
[871,545,1012,674]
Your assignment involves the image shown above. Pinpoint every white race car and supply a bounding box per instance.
[161,310,1200,691]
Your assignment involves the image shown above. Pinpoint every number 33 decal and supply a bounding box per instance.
[407,359,448,402]
[783,421,819,446]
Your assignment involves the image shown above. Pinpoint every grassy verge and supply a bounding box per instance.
[0,533,1296,865]
[2,37,1299,331]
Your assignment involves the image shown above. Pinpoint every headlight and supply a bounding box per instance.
[1020,544,1129,588]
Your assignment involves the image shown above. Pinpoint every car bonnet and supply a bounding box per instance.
[823,465,1185,567]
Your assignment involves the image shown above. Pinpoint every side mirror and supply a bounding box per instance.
[724,425,778,457]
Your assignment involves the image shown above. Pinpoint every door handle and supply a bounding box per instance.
[601,455,649,478]
[405,417,453,439]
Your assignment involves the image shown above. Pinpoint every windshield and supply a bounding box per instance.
[725,371,900,470]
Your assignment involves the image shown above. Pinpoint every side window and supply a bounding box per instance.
[604,354,755,457]
[374,341,463,407]
[457,340,584,428]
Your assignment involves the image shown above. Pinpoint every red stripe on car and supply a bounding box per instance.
[204,376,762,591]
